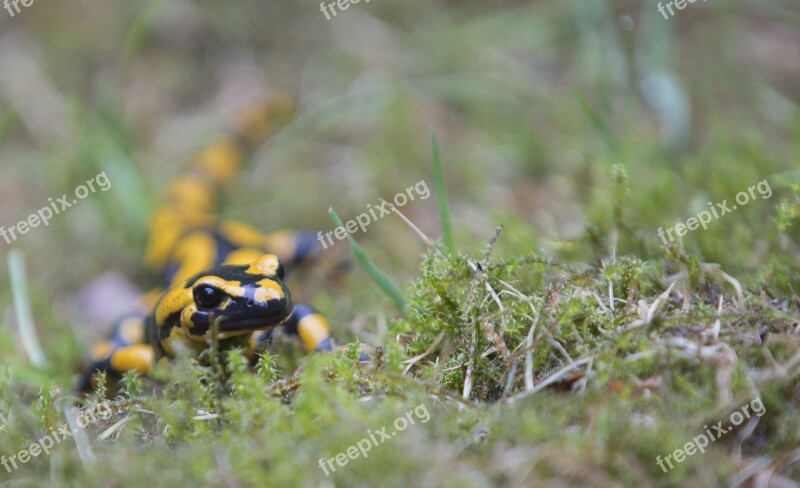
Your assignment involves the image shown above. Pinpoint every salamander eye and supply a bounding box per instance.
[276,263,285,280]
[193,285,226,309]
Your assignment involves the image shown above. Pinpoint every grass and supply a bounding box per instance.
[0,0,799,486]
[328,206,407,310]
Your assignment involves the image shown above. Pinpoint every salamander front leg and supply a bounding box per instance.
[282,304,334,352]
[249,304,333,355]
[250,304,373,362]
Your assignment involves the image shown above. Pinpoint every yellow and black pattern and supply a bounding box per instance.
[79,96,337,393]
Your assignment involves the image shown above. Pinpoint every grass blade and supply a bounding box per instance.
[431,131,454,254]
[8,249,48,369]
[328,208,406,310]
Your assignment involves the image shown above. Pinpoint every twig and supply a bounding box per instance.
[390,206,444,256]
[402,331,446,374]
[62,404,94,465]
[505,357,593,403]
[461,226,503,399]
[702,263,745,310]
[524,307,540,391]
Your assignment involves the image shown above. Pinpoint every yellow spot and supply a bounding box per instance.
[144,207,215,272]
[162,328,207,357]
[181,305,201,331]
[224,248,265,266]
[170,232,217,287]
[192,277,246,300]
[155,288,193,326]
[263,230,296,263]
[248,332,260,356]
[254,280,285,302]
[247,254,280,276]
[246,328,279,359]
[119,317,145,344]
[234,94,294,148]
[219,221,270,248]
[110,345,154,375]
[297,313,331,353]
[90,340,113,361]
[191,137,245,188]
[164,176,215,213]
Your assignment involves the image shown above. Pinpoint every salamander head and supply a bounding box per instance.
[154,254,293,345]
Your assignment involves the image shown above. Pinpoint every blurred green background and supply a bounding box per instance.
[0,0,799,486]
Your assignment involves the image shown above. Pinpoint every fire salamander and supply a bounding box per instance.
[79,95,339,392]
